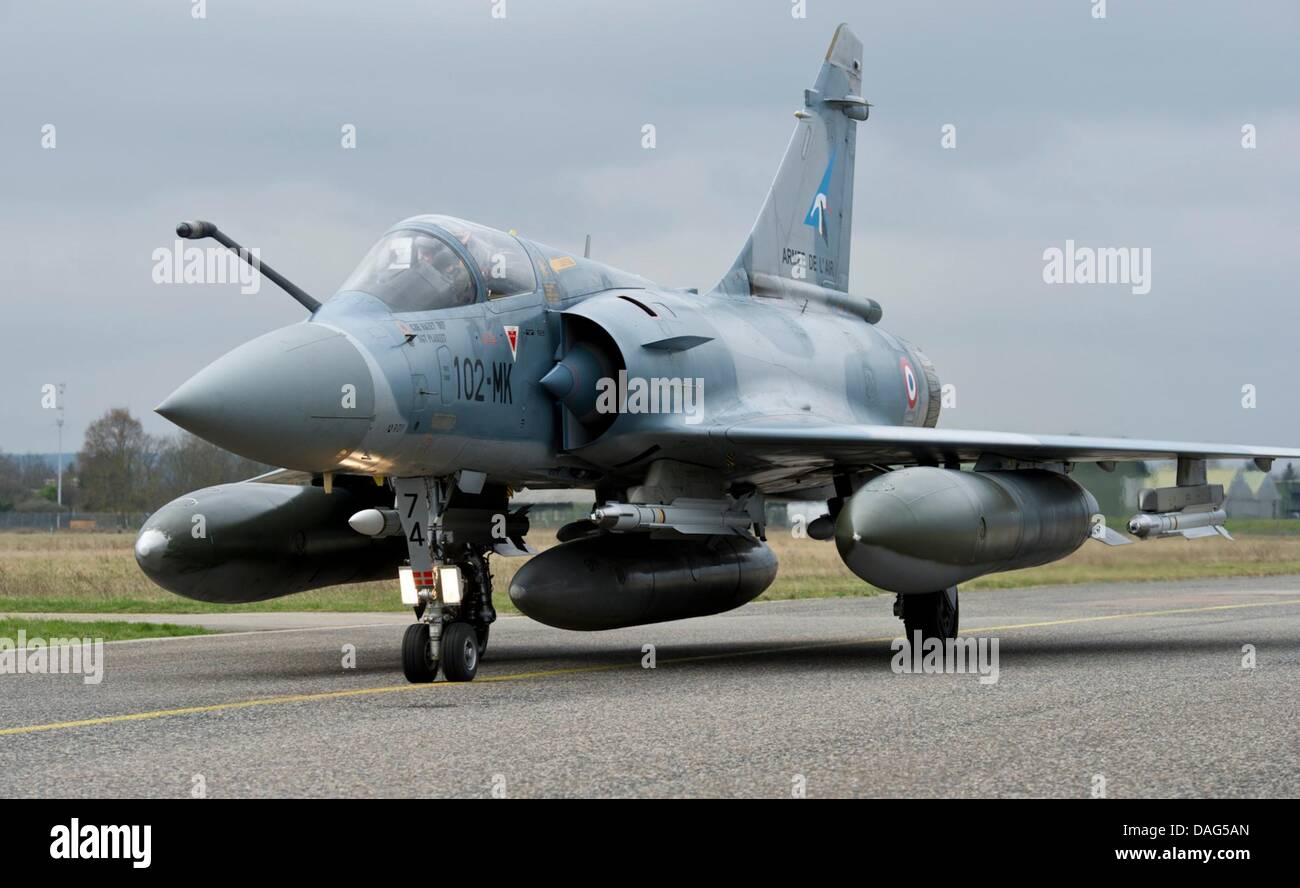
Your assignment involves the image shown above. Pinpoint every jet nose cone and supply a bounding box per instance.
[157,323,375,471]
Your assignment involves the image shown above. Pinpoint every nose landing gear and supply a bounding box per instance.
[400,559,495,684]
[393,476,500,684]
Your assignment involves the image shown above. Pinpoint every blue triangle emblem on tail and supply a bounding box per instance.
[803,149,836,241]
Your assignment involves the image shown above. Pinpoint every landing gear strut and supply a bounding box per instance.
[896,586,959,641]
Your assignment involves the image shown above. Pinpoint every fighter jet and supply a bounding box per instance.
[136,24,1300,683]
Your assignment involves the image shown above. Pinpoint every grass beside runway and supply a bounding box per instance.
[0,617,213,642]
[1,528,1300,614]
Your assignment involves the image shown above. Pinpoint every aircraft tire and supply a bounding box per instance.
[441,622,480,682]
[402,623,439,683]
[901,587,959,641]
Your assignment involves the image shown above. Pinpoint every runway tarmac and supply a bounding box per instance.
[2,576,1298,798]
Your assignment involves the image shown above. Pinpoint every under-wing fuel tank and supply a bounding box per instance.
[509,534,778,630]
[134,482,406,603]
[835,467,1097,594]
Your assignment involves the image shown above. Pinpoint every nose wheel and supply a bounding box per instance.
[402,622,438,683]
[440,622,480,682]
[401,620,482,683]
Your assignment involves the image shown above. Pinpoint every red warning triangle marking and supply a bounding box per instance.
[504,326,519,360]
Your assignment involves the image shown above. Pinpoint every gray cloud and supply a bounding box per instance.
[2,0,1297,453]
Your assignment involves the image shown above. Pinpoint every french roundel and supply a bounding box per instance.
[900,357,918,409]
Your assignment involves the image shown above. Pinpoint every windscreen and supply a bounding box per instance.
[340,230,476,312]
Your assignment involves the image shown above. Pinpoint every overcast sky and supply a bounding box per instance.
[2,0,1298,455]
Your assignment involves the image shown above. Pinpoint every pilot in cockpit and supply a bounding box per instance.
[414,238,439,272]
[415,237,470,295]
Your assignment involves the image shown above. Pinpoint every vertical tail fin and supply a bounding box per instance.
[712,24,866,297]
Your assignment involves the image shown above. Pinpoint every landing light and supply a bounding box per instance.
[398,568,419,606]
[438,566,463,605]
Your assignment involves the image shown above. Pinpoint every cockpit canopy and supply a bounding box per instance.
[426,216,537,300]
[338,216,537,312]
[341,229,475,312]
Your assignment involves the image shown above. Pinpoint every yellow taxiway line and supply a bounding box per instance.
[2,597,1297,737]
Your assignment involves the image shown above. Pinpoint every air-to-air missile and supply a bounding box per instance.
[347,507,404,537]
[350,505,533,554]
[590,499,760,535]
[1127,509,1232,540]
[1123,478,1234,539]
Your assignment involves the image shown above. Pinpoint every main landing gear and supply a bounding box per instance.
[895,586,959,641]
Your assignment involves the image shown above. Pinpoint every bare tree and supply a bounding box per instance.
[152,433,271,502]
[77,408,160,512]
[0,450,22,511]
[0,449,76,512]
